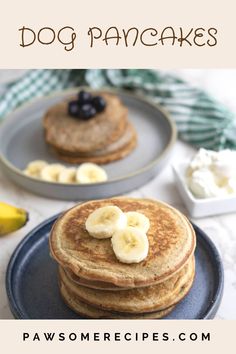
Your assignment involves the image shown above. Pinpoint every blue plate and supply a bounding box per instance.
[6,215,224,319]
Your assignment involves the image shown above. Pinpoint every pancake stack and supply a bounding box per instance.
[49,197,196,319]
[43,92,137,164]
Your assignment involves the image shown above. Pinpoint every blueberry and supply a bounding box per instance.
[68,100,79,117]
[79,104,97,120]
[92,96,106,113]
[78,90,92,104]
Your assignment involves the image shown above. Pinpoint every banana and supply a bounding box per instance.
[58,168,76,184]
[24,160,48,178]
[111,227,149,264]
[85,206,127,239]
[0,201,29,236]
[40,164,66,182]
[125,211,150,233]
[23,160,108,185]
[76,163,107,184]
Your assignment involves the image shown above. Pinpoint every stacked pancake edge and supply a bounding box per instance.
[49,197,196,319]
[43,93,137,164]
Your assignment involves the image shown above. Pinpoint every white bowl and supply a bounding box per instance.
[173,161,236,218]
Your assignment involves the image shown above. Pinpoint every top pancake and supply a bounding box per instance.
[50,198,196,288]
[43,92,128,153]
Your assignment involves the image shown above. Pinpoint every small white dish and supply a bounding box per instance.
[173,161,236,218]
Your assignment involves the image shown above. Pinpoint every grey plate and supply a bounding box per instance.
[0,88,176,200]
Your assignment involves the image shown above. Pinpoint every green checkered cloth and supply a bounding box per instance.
[0,69,235,150]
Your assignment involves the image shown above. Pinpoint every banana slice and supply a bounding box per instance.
[76,163,107,184]
[125,211,150,233]
[85,206,127,239]
[40,164,66,182]
[111,227,149,264]
[23,169,32,177]
[58,168,76,184]
[24,160,48,178]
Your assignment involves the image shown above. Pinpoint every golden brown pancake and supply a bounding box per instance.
[54,121,136,157]
[43,92,128,154]
[60,282,176,319]
[60,268,194,319]
[59,257,195,313]
[64,267,130,290]
[50,198,196,288]
[54,134,137,165]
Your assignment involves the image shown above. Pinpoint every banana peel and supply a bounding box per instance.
[0,201,29,236]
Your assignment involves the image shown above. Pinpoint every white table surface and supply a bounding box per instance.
[0,69,235,319]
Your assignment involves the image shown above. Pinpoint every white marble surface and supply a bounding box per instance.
[0,70,236,319]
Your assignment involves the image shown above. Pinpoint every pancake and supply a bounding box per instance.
[54,121,136,157]
[64,267,130,290]
[54,134,137,164]
[43,92,128,154]
[64,252,193,292]
[60,282,175,319]
[59,256,195,313]
[50,198,196,288]
[60,269,194,319]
